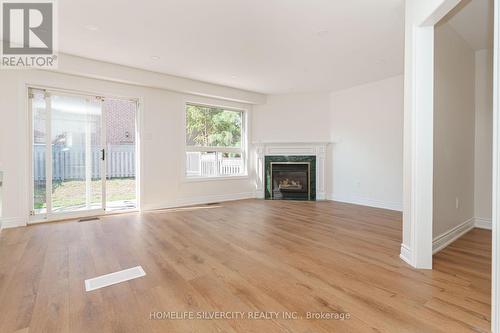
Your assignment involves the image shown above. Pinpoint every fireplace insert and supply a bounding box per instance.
[270,162,310,200]
[264,155,316,201]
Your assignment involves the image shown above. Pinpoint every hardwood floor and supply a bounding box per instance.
[0,199,491,332]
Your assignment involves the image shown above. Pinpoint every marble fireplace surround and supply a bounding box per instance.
[254,142,330,200]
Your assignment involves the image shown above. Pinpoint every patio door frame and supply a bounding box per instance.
[27,86,139,223]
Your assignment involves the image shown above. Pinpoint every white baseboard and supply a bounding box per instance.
[255,191,327,200]
[0,217,27,229]
[327,193,403,212]
[316,193,327,200]
[142,192,256,211]
[255,191,265,199]
[474,217,492,230]
[432,218,475,254]
[399,244,412,265]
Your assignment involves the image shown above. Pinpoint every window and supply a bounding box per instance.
[185,103,246,178]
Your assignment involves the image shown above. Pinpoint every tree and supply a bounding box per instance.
[186,105,242,147]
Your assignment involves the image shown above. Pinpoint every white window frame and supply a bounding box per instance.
[184,101,248,180]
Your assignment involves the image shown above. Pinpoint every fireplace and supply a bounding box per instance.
[265,156,316,201]
[271,162,310,200]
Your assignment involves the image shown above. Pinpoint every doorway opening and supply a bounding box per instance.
[431,2,493,330]
[29,87,138,222]
[432,0,493,253]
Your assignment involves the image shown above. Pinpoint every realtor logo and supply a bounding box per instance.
[1,0,57,68]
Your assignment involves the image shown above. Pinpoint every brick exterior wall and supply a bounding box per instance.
[104,99,136,145]
[33,97,136,145]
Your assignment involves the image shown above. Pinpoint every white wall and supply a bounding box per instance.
[252,93,332,143]
[252,93,333,195]
[0,66,260,227]
[1,56,407,227]
[433,22,476,238]
[252,79,404,211]
[475,48,494,223]
[330,75,404,211]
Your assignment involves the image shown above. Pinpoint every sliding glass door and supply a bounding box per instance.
[102,98,138,211]
[50,93,104,213]
[30,88,137,222]
[31,89,105,219]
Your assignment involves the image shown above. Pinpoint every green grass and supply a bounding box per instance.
[34,178,136,209]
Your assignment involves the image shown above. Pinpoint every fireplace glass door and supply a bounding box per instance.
[270,162,310,200]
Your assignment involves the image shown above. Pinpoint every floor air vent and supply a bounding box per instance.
[78,217,100,222]
[85,266,146,292]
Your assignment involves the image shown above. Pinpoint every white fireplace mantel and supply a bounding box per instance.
[253,141,332,200]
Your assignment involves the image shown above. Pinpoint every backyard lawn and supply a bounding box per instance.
[34,178,136,209]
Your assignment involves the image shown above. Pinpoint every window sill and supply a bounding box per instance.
[183,175,249,183]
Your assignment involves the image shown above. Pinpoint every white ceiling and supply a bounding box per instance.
[58,0,404,94]
[446,0,493,50]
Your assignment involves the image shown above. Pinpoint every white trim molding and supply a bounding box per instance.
[399,244,412,266]
[0,217,27,229]
[474,217,493,230]
[254,142,331,200]
[432,218,475,254]
[142,192,256,211]
[328,194,403,212]
[493,0,500,330]
[406,25,435,270]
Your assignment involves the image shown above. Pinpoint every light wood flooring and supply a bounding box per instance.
[0,199,492,332]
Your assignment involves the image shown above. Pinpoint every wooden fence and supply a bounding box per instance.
[34,145,241,180]
[186,152,242,177]
[33,144,135,181]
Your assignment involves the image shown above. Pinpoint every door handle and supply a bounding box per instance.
[101,149,105,161]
